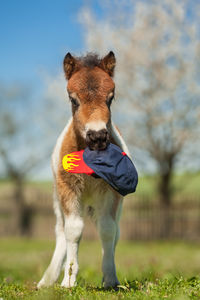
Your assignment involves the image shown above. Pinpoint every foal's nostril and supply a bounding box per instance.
[86,129,109,150]
[99,130,107,143]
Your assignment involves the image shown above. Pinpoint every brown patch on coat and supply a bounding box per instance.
[56,121,85,215]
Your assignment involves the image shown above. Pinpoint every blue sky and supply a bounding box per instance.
[0,0,105,179]
[1,1,199,179]
[1,0,197,86]
[0,0,102,84]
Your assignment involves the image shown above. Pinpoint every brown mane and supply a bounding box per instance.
[79,53,101,69]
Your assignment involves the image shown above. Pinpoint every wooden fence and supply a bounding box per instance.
[1,189,200,240]
[122,199,200,240]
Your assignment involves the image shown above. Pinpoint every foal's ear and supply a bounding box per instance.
[63,53,79,80]
[100,51,116,77]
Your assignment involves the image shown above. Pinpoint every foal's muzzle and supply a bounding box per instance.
[86,129,109,150]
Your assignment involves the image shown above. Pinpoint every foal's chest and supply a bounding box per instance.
[80,174,114,215]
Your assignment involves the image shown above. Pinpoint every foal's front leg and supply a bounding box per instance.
[37,189,67,288]
[61,212,84,287]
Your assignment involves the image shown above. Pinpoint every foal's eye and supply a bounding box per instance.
[69,96,79,107]
[107,95,114,107]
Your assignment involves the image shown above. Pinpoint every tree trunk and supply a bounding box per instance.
[159,171,172,207]
[158,169,173,238]
[12,177,33,236]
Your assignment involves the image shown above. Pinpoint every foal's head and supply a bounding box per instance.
[63,51,116,150]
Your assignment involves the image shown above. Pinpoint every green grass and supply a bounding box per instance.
[131,172,200,199]
[1,171,200,200]
[1,239,200,299]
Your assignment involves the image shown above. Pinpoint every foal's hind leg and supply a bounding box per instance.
[37,188,67,288]
[97,192,123,289]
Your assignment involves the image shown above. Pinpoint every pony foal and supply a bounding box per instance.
[38,51,130,289]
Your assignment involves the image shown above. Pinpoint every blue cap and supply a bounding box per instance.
[83,143,138,196]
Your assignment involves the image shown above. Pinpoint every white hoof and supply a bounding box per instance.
[37,278,47,289]
[61,276,77,288]
[37,276,54,289]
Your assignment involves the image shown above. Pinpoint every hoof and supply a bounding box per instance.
[37,278,52,289]
[103,278,120,290]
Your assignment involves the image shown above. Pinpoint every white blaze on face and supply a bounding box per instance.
[84,121,107,137]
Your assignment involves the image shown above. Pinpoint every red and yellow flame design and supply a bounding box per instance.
[62,150,94,174]
[62,153,81,172]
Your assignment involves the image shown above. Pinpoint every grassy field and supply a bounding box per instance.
[1,238,200,299]
[29,171,200,198]
[1,172,200,199]
[137,172,200,199]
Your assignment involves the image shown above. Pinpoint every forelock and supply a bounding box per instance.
[80,53,101,69]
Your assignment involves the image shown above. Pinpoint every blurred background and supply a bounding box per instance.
[1,0,200,242]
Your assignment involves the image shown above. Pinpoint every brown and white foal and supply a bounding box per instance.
[38,51,130,289]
